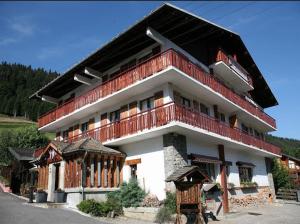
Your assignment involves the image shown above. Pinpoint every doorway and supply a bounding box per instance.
[54,163,60,190]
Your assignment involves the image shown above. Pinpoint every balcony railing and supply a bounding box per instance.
[66,102,281,156]
[38,49,276,129]
[216,49,253,87]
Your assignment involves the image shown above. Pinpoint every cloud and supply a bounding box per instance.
[0,16,37,46]
[0,37,18,46]
[9,19,35,36]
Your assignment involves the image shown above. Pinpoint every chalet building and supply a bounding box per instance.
[280,154,300,188]
[30,4,281,211]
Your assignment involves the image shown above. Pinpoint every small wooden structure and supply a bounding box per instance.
[166,166,209,224]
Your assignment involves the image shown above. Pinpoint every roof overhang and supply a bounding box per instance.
[30,3,278,108]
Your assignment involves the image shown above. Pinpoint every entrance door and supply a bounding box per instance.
[54,163,60,190]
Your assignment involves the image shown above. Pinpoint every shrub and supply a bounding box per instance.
[77,199,111,217]
[164,192,176,214]
[106,191,123,215]
[77,199,94,214]
[155,207,173,224]
[109,178,146,208]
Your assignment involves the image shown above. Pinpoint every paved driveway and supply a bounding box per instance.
[0,191,108,224]
[211,202,300,224]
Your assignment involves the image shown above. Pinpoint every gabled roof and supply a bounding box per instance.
[31,138,124,164]
[166,165,208,182]
[30,3,278,108]
[62,138,124,156]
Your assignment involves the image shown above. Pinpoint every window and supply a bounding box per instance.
[140,97,154,111]
[81,122,88,133]
[62,130,68,140]
[241,123,249,134]
[130,164,137,179]
[200,103,210,116]
[197,163,215,180]
[181,97,191,108]
[110,110,120,123]
[238,167,253,182]
[220,113,226,122]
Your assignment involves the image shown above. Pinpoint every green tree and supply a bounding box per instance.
[272,158,293,191]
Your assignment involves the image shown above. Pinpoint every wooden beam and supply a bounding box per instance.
[218,144,229,213]
[84,67,102,79]
[41,95,59,104]
[125,158,141,166]
[74,74,93,85]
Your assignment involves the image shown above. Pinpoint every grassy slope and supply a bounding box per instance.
[0,115,55,140]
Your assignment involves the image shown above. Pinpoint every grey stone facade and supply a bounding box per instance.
[163,133,188,191]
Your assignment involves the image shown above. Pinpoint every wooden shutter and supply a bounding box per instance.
[88,118,95,130]
[173,91,181,104]
[229,115,238,128]
[120,105,128,119]
[129,102,137,116]
[154,91,164,107]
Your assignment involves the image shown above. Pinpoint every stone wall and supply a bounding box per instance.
[163,133,188,191]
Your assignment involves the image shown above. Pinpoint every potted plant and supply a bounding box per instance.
[54,188,65,203]
[240,181,258,188]
[36,188,47,203]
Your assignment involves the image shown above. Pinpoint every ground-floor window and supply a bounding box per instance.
[238,166,253,182]
[197,163,216,180]
[130,164,137,179]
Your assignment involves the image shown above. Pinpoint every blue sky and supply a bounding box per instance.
[1,1,300,139]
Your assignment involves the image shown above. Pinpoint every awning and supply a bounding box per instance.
[236,161,256,167]
[189,153,232,166]
[190,154,222,164]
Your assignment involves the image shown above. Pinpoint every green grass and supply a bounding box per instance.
[0,116,54,140]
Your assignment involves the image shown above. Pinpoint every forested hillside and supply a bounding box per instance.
[0,62,59,121]
[266,135,300,159]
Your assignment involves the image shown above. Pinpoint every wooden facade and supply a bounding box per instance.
[38,49,276,129]
[34,141,125,191]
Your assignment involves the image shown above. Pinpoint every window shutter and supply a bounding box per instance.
[154,91,164,107]
[88,118,95,130]
[129,101,138,116]
[120,105,128,119]
[193,100,199,112]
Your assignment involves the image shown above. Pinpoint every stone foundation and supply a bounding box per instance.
[229,186,273,209]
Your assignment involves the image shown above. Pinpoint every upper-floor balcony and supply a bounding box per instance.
[210,49,254,93]
[38,49,276,131]
[63,102,281,157]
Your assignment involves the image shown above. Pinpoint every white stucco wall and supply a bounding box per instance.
[186,136,269,187]
[120,136,166,200]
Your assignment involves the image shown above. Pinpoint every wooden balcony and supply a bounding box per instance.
[216,49,253,87]
[38,49,276,129]
[66,102,281,156]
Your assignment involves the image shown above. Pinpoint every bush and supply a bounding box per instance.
[155,207,173,224]
[77,199,111,217]
[106,191,123,215]
[164,192,176,214]
[272,158,294,190]
[109,178,146,208]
